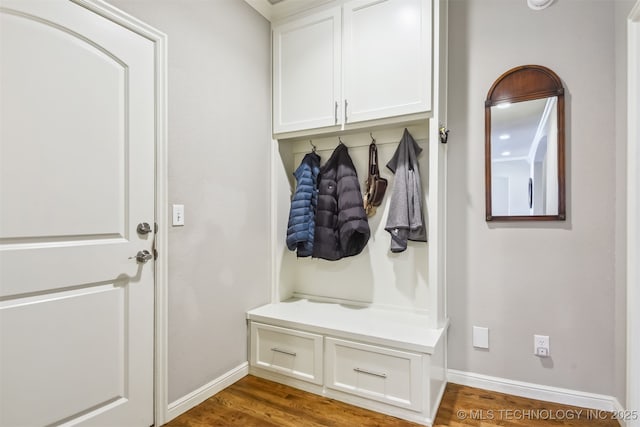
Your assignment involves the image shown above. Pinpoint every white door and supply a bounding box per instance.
[273,7,342,134]
[343,0,431,124]
[0,1,155,426]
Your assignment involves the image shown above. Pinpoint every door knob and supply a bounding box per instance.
[137,222,152,235]
[135,250,153,263]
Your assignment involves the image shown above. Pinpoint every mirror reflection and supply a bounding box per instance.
[490,97,558,216]
[484,64,565,221]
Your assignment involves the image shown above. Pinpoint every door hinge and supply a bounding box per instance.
[153,222,159,260]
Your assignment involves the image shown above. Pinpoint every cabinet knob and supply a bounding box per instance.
[334,101,338,125]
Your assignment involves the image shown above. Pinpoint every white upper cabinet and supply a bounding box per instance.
[273,8,341,134]
[343,0,431,124]
[272,0,432,135]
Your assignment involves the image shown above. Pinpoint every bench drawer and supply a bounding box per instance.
[325,337,423,411]
[250,322,323,384]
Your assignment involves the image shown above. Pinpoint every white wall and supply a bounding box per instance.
[626,3,640,420]
[447,0,628,399]
[492,160,530,216]
[614,0,635,407]
[276,126,431,311]
[105,0,271,403]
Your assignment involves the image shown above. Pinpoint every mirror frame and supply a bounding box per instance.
[485,64,566,221]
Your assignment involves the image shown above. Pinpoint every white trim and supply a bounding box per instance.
[628,2,640,426]
[270,138,280,303]
[527,96,556,163]
[166,363,249,422]
[244,0,273,20]
[431,377,447,421]
[448,369,622,413]
[440,0,449,331]
[243,0,334,23]
[69,2,170,425]
[153,27,169,427]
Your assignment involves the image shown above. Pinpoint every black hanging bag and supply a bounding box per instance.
[363,140,388,217]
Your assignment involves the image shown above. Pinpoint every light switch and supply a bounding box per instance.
[473,326,489,349]
[172,204,184,226]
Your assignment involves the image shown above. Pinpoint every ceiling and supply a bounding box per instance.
[491,97,549,161]
[244,0,332,21]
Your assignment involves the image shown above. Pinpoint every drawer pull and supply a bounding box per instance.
[353,367,387,378]
[271,347,297,357]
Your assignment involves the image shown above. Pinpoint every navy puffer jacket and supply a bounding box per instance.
[313,143,370,260]
[286,152,320,257]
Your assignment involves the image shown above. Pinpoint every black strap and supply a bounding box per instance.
[369,142,379,177]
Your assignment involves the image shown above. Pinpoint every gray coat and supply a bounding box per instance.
[384,129,427,252]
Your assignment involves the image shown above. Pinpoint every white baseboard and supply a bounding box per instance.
[448,369,624,415]
[166,362,249,422]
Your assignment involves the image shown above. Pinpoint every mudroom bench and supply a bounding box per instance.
[247,297,448,426]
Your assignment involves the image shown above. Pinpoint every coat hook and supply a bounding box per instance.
[439,124,449,144]
[370,132,375,143]
[339,136,344,145]
[309,140,317,152]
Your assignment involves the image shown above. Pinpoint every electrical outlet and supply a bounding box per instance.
[534,334,550,357]
[473,326,489,349]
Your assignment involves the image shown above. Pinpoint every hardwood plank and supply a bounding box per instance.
[229,376,415,426]
[163,375,621,427]
[164,375,421,427]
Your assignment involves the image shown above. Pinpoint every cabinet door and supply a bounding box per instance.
[325,337,424,411]
[273,8,341,134]
[343,0,431,124]
[250,322,324,385]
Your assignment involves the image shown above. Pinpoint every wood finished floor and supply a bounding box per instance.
[163,375,620,427]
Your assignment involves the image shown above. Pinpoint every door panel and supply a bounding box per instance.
[0,285,126,426]
[343,0,431,123]
[273,8,341,133]
[0,10,127,240]
[0,1,155,426]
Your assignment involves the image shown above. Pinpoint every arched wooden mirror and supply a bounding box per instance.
[485,65,566,221]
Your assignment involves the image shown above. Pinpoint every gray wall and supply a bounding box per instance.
[447,0,628,399]
[102,0,632,406]
[105,0,271,403]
